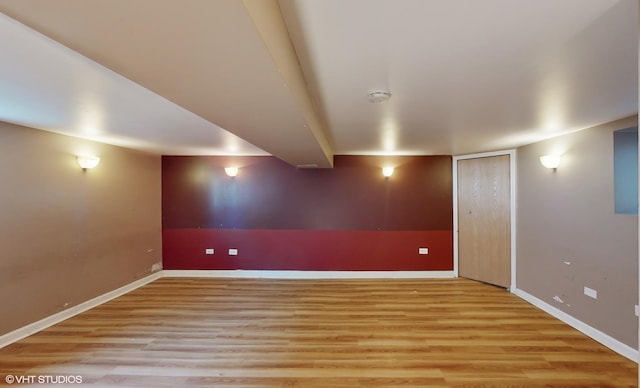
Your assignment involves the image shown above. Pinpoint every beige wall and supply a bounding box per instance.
[0,121,162,336]
[517,116,638,348]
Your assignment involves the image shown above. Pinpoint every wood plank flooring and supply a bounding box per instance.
[0,278,636,387]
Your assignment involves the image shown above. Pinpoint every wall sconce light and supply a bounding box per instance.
[77,155,100,170]
[539,155,562,169]
[224,167,239,177]
[382,166,394,178]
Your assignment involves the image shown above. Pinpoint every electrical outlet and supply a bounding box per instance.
[635,305,639,317]
[229,248,238,256]
[584,286,597,299]
[205,248,214,255]
[418,247,429,255]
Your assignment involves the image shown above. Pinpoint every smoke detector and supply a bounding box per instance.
[368,90,391,103]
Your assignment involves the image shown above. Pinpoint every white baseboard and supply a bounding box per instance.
[0,271,162,349]
[162,270,456,279]
[514,288,638,362]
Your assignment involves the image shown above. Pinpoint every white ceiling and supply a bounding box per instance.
[0,0,636,166]
[0,11,267,156]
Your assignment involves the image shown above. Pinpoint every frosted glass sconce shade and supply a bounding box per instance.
[540,155,561,169]
[225,167,239,177]
[77,156,100,169]
[382,166,394,177]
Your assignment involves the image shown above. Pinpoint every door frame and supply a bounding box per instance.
[453,149,517,291]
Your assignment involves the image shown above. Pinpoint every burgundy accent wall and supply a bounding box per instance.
[163,155,453,270]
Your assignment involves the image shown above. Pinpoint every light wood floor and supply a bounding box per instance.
[0,278,636,387]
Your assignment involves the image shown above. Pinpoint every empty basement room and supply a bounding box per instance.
[0,0,638,386]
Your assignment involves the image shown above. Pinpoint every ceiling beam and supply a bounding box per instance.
[0,0,334,167]
[243,0,334,167]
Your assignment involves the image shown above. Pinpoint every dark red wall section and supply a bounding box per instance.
[163,229,452,270]
[162,155,453,271]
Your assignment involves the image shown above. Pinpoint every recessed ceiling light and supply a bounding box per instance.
[368,91,391,103]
